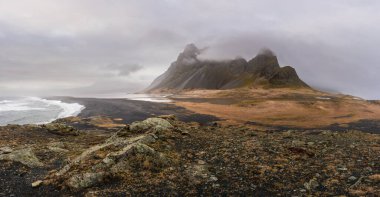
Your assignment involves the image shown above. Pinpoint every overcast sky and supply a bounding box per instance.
[0,0,379,98]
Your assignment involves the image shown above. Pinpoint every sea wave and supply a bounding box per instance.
[0,97,85,125]
[28,97,85,119]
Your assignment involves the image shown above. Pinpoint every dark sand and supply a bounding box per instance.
[52,97,219,125]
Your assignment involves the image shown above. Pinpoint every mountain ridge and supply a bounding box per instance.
[145,44,309,92]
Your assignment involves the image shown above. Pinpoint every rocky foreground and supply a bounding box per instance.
[0,116,379,196]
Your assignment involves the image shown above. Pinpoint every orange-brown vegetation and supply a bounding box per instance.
[172,88,380,129]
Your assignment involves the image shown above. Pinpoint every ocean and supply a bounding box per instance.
[0,97,85,126]
[0,94,172,126]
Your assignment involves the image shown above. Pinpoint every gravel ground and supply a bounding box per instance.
[0,116,379,196]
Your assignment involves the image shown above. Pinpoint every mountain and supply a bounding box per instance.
[144,44,309,92]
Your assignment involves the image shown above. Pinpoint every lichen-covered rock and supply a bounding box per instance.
[129,118,173,133]
[114,126,131,137]
[0,148,43,168]
[47,141,69,153]
[43,123,80,136]
[67,172,107,189]
[48,141,66,148]
[61,142,170,189]
[110,143,170,174]
[0,146,13,154]
[139,134,158,144]
[186,163,211,185]
[48,146,69,153]
[47,125,174,188]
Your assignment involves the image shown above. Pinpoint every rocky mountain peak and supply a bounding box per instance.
[144,44,309,92]
[176,43,201,65]
[246,48,280,78]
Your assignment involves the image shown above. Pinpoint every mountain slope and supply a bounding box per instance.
[145,44,309,92]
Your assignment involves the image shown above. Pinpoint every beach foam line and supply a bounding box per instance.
[29,97,85,120]
[0,97,85,124]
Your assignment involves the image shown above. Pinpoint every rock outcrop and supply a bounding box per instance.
[43,123,80,136]
[48,118,175,189]
[0,116,379,196]
[144,44,309,92]
[0,147,43,168]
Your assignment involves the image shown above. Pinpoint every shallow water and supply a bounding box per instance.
[63,93,173,103]
[124,94,172,103]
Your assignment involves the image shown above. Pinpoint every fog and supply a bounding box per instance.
[0,0,379,99]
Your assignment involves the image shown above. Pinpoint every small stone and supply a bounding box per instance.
[48,146,69,153]
[181,130,190,135]
[197,160,206,165]
[337,167,348,171]
[212,183,220,188]
[307,142,315,146]
[348,176,357,181]
[32,180,43,188]
[304,178,319,191]
[209,175,218,182]
[322,131,333,135]
[292,140,305,147]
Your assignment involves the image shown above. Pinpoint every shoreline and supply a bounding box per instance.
[50,96,220,125]
[2,92,380,133]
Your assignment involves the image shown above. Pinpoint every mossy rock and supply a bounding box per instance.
[43,123,80,136]
[129,118,173,133]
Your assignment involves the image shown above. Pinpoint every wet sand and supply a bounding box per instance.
[51,97,219,125]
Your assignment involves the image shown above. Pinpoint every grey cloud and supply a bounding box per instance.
[106,64,144,76]
[0,0,379,99]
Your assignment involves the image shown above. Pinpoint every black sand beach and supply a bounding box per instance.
[52,97,219,125]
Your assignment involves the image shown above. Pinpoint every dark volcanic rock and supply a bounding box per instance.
[269,66,309,87]
[0,116,379,196]
[145,44,309,92]
[246,48,280,77]
[42,123,80,136]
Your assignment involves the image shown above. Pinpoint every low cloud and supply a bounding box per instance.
[106,64,144,76]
